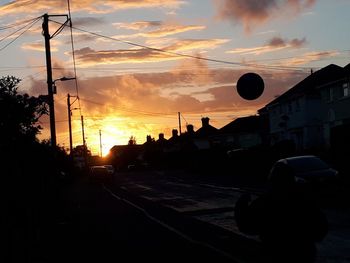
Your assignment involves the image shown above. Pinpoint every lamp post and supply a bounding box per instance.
[67,93,79,155]
[51,76,75,152]
[52,76,76,94]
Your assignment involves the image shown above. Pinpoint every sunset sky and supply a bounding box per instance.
[0,0,349,156]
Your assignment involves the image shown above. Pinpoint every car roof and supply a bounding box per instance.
[279,155,318,161]
[277,155,330,172]
[91,165,108,169]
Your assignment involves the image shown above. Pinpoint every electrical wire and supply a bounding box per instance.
[79,97,178,118]
[49,19,318,73]
[65,0,85,147]
[0,16,41,51]
[0,17,42,31]
[67,0,81,110]
[180,113,188,125]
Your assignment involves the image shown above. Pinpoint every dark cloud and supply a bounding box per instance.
[289,37,307,48]
[114,21,163,30]
[228,36,307,55]
[214,0,317,33]
[268,37,287,47]
[72,17,106,27]
[268,36,306,48]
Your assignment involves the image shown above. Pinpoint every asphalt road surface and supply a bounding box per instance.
[33,176,240,263]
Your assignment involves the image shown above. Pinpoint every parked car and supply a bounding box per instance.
[269,155,338,185]
[104,164,115,175]
[90,165,112,182]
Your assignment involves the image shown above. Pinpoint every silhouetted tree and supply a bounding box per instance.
[0,76,47,146]
[0,76,72,262]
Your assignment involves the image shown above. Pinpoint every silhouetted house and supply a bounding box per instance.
[168,129,179,144]
[156,133,168,148]
[109,144,143,170]
[194,117,218,149]
[262,63,349,151]
[219,115,269,149]
[165,129,181,152]
[184,124,195,138]
[72,144,91,169]
[318,63,350,150]
[180,124,198,151]
[195,117,218,137]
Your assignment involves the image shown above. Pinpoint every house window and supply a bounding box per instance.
[343,83,349,97]
[295,99,300,112]
[329,87,334,101]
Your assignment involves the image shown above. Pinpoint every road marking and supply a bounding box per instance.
[102,184,244,263]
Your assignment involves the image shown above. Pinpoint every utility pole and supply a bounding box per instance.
[67,94,73,154]
[178,112,182,134]
[81,115,88,167]
[42,13,69,147]
[81,115,86,148]
[99,129,102,158]
[43,14,56,147]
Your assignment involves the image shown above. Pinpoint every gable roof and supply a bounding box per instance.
[344,63,350,74]
[195,124,218,137]
[220,115,263,134]
[266,64,345,107]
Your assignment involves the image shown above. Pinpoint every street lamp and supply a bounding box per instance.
[67,93,79,155]
[52,76,76,94]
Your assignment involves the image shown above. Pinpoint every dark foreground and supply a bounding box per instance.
[15,175,245,263]
[5,168,350,263]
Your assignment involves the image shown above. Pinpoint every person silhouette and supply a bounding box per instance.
[234,162,328,263]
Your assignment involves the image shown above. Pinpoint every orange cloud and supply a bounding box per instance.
[74,47,178,65]
[140,25,206,38]
[0,0,185,16]
[73,38,229,66]
[214,0,317,33]
[114,21,206,38]
[165,39,230,52]
[282,50,339,65]
[114,21,163,30]
[31,58,307,152]
[21,39,62,52]
[227,36,306,55]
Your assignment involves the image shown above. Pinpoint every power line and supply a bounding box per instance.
[0,16,41,43]
[49,19,318,73]
[79,97,178,118]
[66,0,86,150]
[66,0,81,111]
[0,17,41,31]
[0,16,41,52]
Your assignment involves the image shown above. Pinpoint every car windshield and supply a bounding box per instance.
[287,157,330,173]
[91,166,108,171]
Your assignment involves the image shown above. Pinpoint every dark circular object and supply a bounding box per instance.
[237,72,264,100]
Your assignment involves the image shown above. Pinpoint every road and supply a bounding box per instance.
[33,175,241,263]
[31,169,350,263]
[109,169,350,263]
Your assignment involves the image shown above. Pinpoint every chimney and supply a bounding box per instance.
[201,117,210,127]
[146,135,152,143]
[172,129,178,138]
[187,124,194,134]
